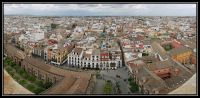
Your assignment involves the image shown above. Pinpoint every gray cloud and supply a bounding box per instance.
[102,4,126,8]
[4,4,196,16]
[79,4,98,7]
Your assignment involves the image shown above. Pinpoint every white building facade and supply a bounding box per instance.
[67,48,122,70]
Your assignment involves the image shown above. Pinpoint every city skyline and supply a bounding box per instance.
[4,4,196,16]
[3,3,197,95]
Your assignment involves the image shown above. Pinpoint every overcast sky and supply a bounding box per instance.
[4,4,196,16]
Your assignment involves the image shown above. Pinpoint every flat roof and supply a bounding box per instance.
[151,41,167,60]
[168,46,192,56]
[146,60,173,71]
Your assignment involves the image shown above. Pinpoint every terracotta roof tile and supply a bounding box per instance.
[74,48,83,56]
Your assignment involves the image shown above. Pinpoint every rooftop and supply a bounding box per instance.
[137,67,168,92]
[44,74,91,94]
[92,49,100,55]
[141,55,160,64]
[151,41,167,60]
[169,74,196,94]
[146,60,173,71]
[178,39,196,50]
[83,52,91,59]
[168,46,192,56]
[74,48,83,56]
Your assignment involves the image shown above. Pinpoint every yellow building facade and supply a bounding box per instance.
[52,44,75,65]
[55,48,68,64]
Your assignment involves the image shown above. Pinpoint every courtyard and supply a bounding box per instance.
[93,67,132,94]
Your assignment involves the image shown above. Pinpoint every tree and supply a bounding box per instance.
[13,75,20,81]
[103,80,113,94]
[18,69,26,76]
[96,73,101,79]
[164,44,173,51]
[43,81,53,89]
[35,80,43,87]
[28,75,36,82]
[9,72,14,76]
[14,65,20,71]
[128,77,132,82]
[72,23,77,29]
[51,23,58,29]
[10,62,16,67]
[19,79,27,85]
[5,57,12,65]
[34,87,45,94]
[6,67,13,73]
[22,73,29,79]
[142,52,149,56]
[130,82,139,92]
[27,84,35,91]
[129,78,139,93]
